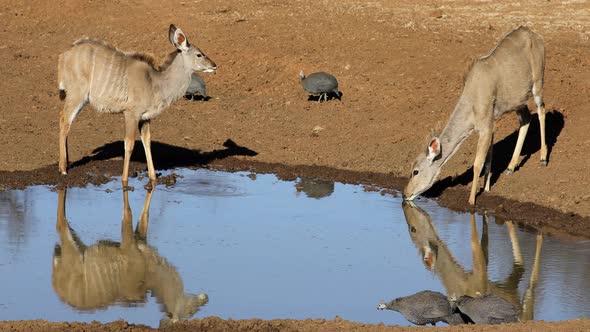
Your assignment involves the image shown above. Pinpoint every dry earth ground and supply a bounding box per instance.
[1,0,590,330]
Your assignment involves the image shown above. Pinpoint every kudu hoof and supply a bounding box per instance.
[540,160,547,167]
[504,169,514,175]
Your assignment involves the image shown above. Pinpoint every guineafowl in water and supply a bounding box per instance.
[300,71,342,103]
[185,73,208,100]
[450,294,519,324]
[377,290,467,326]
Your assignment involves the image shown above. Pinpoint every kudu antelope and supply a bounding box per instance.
[52,188,208,326]
[57,25,216,186]
[403,26,546,205]
[401,201,543,322]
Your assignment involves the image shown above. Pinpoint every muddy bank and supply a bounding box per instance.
[2,155,589,239]
[2,318,590,332]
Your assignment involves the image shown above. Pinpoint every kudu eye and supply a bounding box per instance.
[196,53,203,58]
[412,170,419,177]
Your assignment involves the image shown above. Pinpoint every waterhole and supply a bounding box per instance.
[0,169,588,327]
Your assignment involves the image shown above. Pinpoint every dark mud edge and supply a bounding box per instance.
[1,156,589,239]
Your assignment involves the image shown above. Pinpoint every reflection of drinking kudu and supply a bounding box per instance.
[401,202,542,321]
[52,189,208,325]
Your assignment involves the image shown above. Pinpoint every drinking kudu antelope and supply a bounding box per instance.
[404,26,546,205]
[53,188,208,326]
[401,202,543,322]
[57,25,216,186]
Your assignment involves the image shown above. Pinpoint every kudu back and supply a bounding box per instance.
[57,24,216,186]
[404,26,546,205]
[52,189,208,325]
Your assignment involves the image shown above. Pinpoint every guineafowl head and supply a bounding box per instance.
[377,299,400,311]
[448,294,459,310]
[299,70,306,80]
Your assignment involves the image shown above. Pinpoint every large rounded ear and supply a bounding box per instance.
[168,24,189,52]
[168,24,177,45]
[426,137,441,161]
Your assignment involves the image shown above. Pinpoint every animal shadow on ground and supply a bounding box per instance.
[424,110,564,198]
[70,138,257,171]
[184,94,211,102]
[307,91,343,102]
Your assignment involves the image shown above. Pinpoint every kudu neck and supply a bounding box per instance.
[437,97,475,167]
[156,54,192,104]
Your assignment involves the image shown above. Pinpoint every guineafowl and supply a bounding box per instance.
[450,294,519,324]
[185,73,208,100]
[299,70,341,103]
[377,290,467,326]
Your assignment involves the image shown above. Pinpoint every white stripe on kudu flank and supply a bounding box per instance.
[88,48,97,98]
[97,52,116,99]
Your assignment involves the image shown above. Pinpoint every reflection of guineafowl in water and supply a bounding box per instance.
[185,73,208,100]
[295,178,334,199]
[450,294,519,324]
[300,71,342,103]
[378,290,466,326]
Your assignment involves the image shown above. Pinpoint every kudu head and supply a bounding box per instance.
[169,24,217,73]
[401,201,438,271]
[404,136,443,201]
[159,293,209,328]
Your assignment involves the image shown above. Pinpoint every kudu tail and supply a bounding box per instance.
[58,53,66,100]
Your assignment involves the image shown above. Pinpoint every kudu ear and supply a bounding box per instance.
[169,24,189,52]
[427,137,441,161]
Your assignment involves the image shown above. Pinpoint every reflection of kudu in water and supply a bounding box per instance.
[401,202,543,321]
[53,189,208,325]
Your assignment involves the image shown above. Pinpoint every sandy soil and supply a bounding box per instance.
[1,0,590,330]
[1,318,590,332]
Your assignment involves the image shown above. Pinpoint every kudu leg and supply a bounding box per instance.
[533,79,548,166]
[521,232,543,321]
[55,188,84,258]
[469,130,492,205]
[139,120,157,182]
[135,188,155,241]
[506,107,531,174]
[122,115,138,187]
[121,190,136,250]
[59,109,70,175]
[59,100,86,175]
[470,214,489,295]
[484,134,494,192]
[506,221,523,266]
[56,189,67,231]
[537,106,548,166]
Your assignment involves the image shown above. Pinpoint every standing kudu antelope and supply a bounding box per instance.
[404,26,546,205]
[53,188,208,326]
[57,24,216,186]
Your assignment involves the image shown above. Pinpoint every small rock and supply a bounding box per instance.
[429,9,444,18]
[311,125,325,137]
